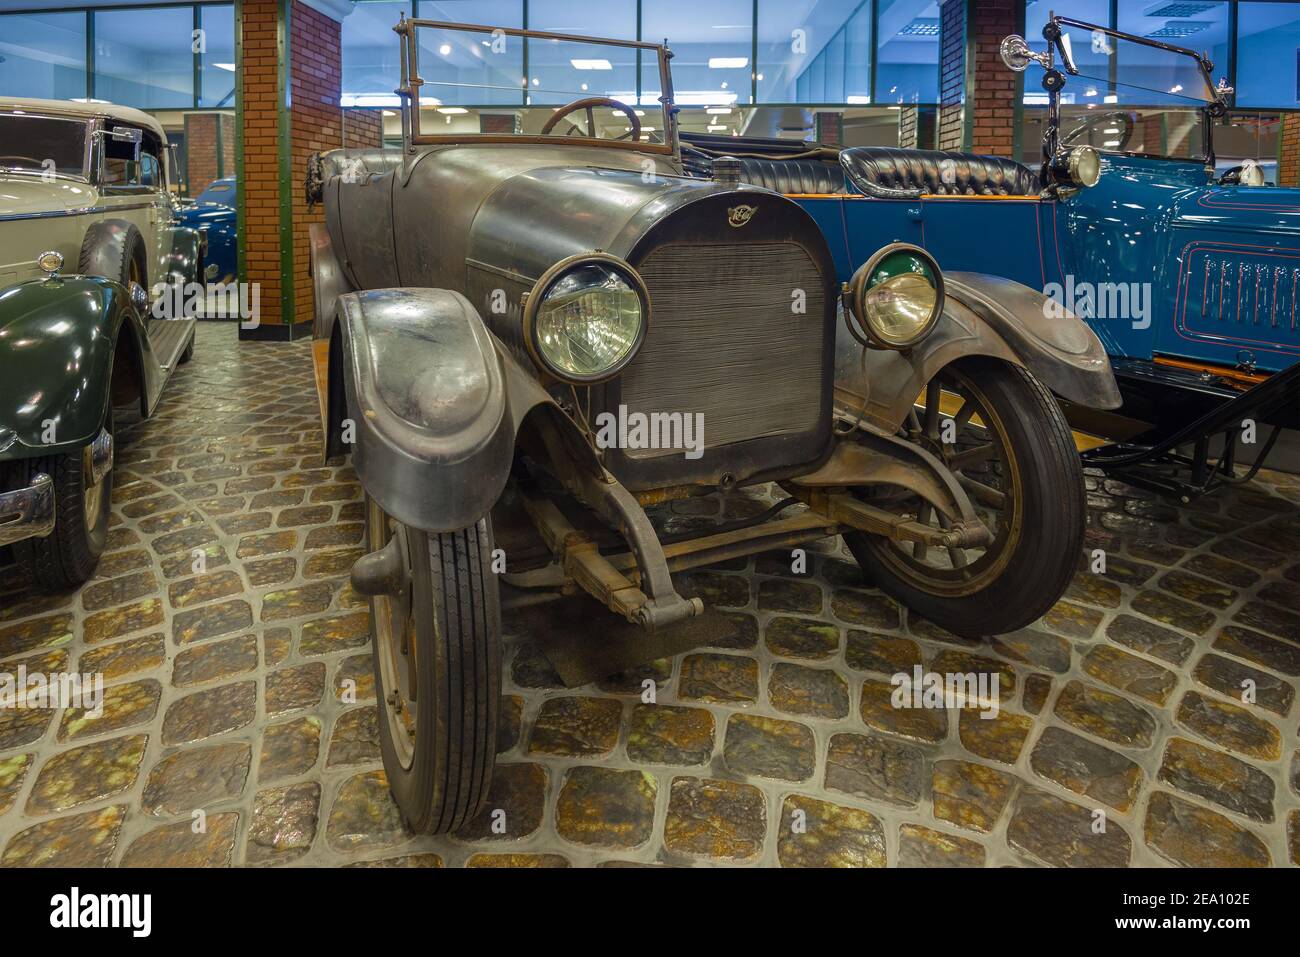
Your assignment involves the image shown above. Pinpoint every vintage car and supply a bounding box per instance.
[307,18,1121,833]
[686,15,1300,501]
[0,97,200,589]
[177,175,237,285]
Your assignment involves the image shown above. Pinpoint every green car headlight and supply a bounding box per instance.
[847,243,944,350]
[525,254,649,383]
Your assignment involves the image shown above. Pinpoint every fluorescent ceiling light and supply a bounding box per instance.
[707,124,726,131]
[437,107,469,114]
[1103,94,1118,103]
[706,107,732,115]
[708,57,748,69]
[571,59,613,70]
[611,109,646,116]
[846,95,871,104]
[213,63,236,72]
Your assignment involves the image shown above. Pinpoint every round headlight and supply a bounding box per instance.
[524,253,649,383]
[1066,145,1101,188]
[847,243,944,350]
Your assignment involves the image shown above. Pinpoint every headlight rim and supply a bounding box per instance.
[846,241,945,351]
[522,251,651,385]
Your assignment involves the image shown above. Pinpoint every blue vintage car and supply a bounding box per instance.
[686,15,1300,500]
[177,175,236,284]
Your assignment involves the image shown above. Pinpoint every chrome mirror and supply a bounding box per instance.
[127,280,149,316]
[1000,34,1050,72]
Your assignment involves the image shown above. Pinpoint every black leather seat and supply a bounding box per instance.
[839,147,1041,197]
[737,157,851,195]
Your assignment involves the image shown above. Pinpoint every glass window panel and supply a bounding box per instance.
[1115,0,1228,106]
[876,0,939,104]
[93,7,195,108]
[342,1,413,106]
[415,20,525,107]
[1236,2,1300,108]
[528,0,635,40]
[1023,0,1110,105]
[199,4,236,108]
[642,0,753,108]
[0,12,88,101]
[757,0,870,105]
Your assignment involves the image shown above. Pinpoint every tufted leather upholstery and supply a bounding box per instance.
[839,147,1041,197]
[737,157,851,195]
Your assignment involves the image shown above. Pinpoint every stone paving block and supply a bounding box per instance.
[0,754,33,817]
[824,732,925,807]
[768,662,850,718]
[764,616,840,659]
[626,704,714,766]
[859,678,949,743]
[1006,788,1132,867]
[1157,737,1274,822]
[897,824,985,867]
[1,805,126,867]
[260,717,322,782]
[1144,791,1270,868]
[528,696,623,757]
[723,713,816,782]
[1081,644,1177,705]
[678,653,758,704]
[141,742,252,816]
[1191,653,1294,717]
[554,766,656,849]
[121,812,240,867]
[248,781,322,865]
[1029,726,1144,813]
[664,776,766,862]
[1053,680,1157,749]
[931,759,1016,833]
[1175,691,1282,761]
[26,734,148,814]
[777,794,886,867]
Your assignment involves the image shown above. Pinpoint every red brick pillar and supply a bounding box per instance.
[184,112,236,196]
[1280,114,1300,187]
[237,0,349,340]
[937,0,1022,157]
[343,108,384,149]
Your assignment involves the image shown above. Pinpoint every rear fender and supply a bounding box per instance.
[835,271,1121,432]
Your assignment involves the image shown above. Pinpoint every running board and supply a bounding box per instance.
[149,318,196,374]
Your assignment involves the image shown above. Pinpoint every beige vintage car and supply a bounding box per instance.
[0,98,202,590]
[0,97,203,298]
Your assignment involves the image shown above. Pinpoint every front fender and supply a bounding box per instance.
[0,277,143,460]
[835,271,1121,432]
[333,288,518,533]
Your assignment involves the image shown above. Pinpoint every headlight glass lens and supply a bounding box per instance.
[534,263,644,380]
[861,251,939,347]
[1070,146,1101,187]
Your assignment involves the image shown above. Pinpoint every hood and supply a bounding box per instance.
[0,175,100,220]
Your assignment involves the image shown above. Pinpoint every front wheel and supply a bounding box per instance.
[361,494,501,834]
[846,358,1083,637]
[13,405,113,591]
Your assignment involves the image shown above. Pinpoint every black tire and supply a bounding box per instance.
[79,220,147,291]
[13,404,113,591]
[366,495,501,834]
[846,358,1083,637]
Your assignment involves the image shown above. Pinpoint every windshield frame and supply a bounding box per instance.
[1043,15,1224,166]
[0,111,94,183]
[395,18,679,158]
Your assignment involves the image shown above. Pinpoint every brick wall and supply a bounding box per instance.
[343,108,383,149]
[288,0,342,331]
[937,0,965,151]
[937,0,1019,156]
[1280,113,1300,187]
[240,0,283,327]
[186,112,236,196]
[968,0,1018,156]
[239,0,348,334]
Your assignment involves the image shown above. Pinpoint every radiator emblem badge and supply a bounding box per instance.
[727,204,758,228]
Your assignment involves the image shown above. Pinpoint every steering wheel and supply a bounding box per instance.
[541,97,641,142]
[1062,111,1135,151]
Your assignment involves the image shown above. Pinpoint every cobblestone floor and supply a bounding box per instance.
[1,322,1298,867]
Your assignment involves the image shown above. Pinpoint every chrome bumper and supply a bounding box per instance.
[0,472,55,546]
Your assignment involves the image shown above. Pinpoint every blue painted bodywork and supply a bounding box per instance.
[797,154,1300,376]
[178,176,237,284]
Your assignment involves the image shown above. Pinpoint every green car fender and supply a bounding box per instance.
[0,276,150,462]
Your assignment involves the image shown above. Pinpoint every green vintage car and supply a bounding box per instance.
[0,98,202,590]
